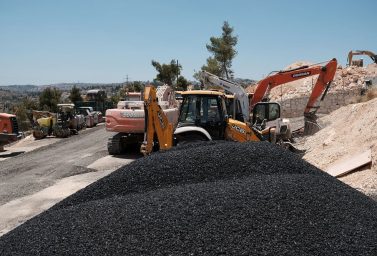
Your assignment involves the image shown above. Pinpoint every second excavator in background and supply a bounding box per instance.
[347,50,377,67]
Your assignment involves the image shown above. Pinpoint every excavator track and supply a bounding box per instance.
[107,134,123,155]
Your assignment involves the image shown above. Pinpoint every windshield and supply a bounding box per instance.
[179,95,222,124]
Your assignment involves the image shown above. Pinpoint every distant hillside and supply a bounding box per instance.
[0,85,39,92]
[0,78,256,93]
[0,83,126,93]
[234,78,257,87]
[39,83,125,91]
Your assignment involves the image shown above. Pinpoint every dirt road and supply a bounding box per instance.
[0,125,139,235]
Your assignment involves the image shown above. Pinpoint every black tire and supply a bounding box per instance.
[33,129,46,140]
[176,133,207,146]
[107,135,123,155]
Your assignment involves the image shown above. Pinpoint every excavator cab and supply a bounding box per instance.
[178,93,227,140]
[252,102,281,128]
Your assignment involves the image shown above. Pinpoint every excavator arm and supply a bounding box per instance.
[140,86,174,155]
[199,71,250,122]
[250,58,337,135]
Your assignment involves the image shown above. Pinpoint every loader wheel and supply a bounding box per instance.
[64,129,71,137]
[33,129,46,140]
[107,135,123,155]
[176,133,207,146]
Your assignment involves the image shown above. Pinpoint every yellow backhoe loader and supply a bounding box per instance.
[31,110,71,139]
[140,86,292,155]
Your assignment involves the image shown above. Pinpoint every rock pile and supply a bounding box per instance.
[0,142,377,255]
[303,97,377,199]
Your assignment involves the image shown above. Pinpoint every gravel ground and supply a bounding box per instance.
[0,142,376,255]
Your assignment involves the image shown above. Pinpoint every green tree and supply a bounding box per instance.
[202,57,223,76]
[151,59,181,86]
[206,21,238,79]
[69,85,83,103]
[193,57,223,80]
[110,94,121,106]
[127,81,143,92]
[176,76,189,91]
[39,87,62,112]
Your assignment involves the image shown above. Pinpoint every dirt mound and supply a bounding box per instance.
[303,98,377,197]
[1,142,377,255]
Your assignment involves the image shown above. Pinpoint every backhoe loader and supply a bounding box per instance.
[31,110,71,139]
[140,86,286,155]
[106,85,179,155]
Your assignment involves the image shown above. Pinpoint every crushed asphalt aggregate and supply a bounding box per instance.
[1,141,376,255]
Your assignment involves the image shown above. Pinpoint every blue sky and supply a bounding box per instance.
[0,0,376,85]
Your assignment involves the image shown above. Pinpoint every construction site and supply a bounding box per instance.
[0,49,376,255]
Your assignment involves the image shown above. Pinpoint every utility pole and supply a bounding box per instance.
[123,75,130,90]
[176,60,179,89]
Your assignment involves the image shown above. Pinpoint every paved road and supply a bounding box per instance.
[0,125,139,206]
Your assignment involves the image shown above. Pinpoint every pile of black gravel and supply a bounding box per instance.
[1,141,377,255]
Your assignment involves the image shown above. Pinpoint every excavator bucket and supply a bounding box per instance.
[303,113,321,136]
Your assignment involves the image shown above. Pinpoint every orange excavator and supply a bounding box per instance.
[0,113,20,151]
[250,58,338,135]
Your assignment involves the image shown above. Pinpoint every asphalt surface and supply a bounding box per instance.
[1,142,376,255]
[0,125,114,205]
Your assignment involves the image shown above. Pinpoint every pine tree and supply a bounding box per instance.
[205,21,238,79]
[69,85,83,103]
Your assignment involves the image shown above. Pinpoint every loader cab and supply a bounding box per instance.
[178,91,227,139]
[224,95,244,122]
